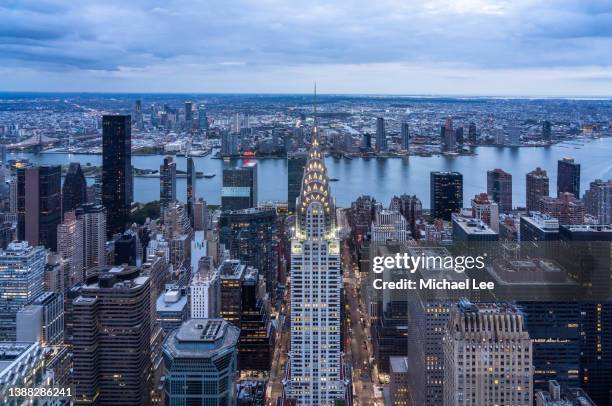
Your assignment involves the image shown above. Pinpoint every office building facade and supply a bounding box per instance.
[163,319,239,406]
[221,163,257,211]
[62,162,87,214]
[557,158,580,198]
[430,171,463,221]
[102,115,132,237]
[17,164,62,251]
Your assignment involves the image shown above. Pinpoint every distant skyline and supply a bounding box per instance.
[3,1,612,96]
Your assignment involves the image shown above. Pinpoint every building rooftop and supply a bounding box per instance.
[389,356,408,374]
[453,215,497,235]
[164,319,240,359]
[156,287,188,313]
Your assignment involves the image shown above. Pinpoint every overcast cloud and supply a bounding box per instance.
[2,0,612,95]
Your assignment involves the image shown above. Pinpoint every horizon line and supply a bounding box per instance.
[1,90,612,101]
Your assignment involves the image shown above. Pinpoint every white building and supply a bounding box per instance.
[284,137,350,405]
[371,209,409,242]
[190,266,220,319]
[57,211,84,287]
[444,300,533,406]
[76,204,107,271]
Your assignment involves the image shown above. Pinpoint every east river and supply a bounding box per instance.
[9,137,612,208]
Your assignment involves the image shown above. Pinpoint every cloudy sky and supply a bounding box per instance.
[2,0,612,95]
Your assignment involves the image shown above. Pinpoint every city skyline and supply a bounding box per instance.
[3,1,612,96]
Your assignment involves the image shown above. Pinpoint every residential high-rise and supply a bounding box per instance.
[162,319,239,405]
[430,171,463,221]
[557,157,580,198]
[583,178,612,224]
[284,136,349,404]
[102,115,132,237]
[539,193,585,225]
[400,122,410,151]
[542,120,552,142]
[17,164,62,250]
[57,211,84,288]
[443,300,533,406]
[186,156,197,225]
[72,265,151,406]
[160,155,177,210]
[526,167,550,212]
[349,195,377,240]
[0,241,46,341]
[487,168,512,212]
[470,193,499,232]
[193,198,209,231]
[219,207,278,299]
[75,203,107,271]
[221,162,257,211]
[287,151,308,213]
[376,117,387,153]
[62,162,87,214]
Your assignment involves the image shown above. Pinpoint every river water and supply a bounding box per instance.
[9,138,612,208]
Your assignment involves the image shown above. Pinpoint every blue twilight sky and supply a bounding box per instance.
[2,0,612,96]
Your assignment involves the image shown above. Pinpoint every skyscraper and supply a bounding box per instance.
[57,211,84,288]
[487,168,513,212]
[542,120,552,142]
[0,241,46,341]
[468,122,477,144]
[102,115,132,238]
[17,164,62,251]
[376,117,387,153]
[75,203,107,271]
[238,268,274,372]
[557,157,580,198]
[62,162,87,214]
[444,300,533,406]
[287,151,308,213]
[400,121,410,151]
[526,167,549,212]
[198,103,208,130]
[285,136,349,404]
[221,162,257,211]
[160,155,177,211]
[184,101,193,126]
[72,265,151,406]
[583,179,612,225]
[539,193,585,225]
[430,171,463,221]
[442,116,456,152]
[219,207,278,299]
[162,319,239,406]
[186,156,197,226]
